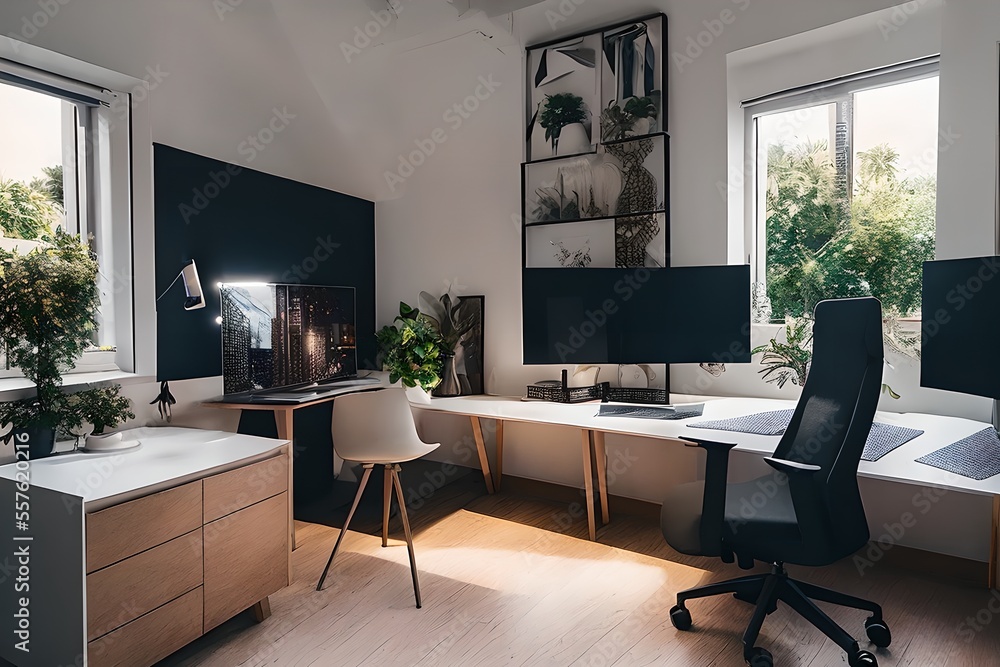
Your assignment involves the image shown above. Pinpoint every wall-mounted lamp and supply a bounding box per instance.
[157,259,206,310]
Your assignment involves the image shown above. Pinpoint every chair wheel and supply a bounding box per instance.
[745,646,773,667]
[864,617,892,648]
[669,605,692,631]
[849,649,878,667]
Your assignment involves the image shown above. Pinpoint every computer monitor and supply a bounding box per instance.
[522,265,751,365]
[921,256,1000,429]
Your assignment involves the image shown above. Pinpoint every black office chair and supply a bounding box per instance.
[661,297,890,667]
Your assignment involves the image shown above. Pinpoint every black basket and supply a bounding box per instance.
[604,387,670,405]
[526,382,609,404]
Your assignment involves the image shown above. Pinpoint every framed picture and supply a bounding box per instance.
[456,296,485,395]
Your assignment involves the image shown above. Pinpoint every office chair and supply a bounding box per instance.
[661,297,889,667]
[316,388,439,608]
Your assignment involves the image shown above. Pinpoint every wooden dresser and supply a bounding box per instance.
[0,427,292,667]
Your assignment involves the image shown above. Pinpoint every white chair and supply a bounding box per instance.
[315,388,439,608]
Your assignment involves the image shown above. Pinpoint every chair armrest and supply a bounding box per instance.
[678,438,737,557]
[764,457,821,474]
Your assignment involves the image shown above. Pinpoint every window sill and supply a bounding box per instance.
[0,371,154,402]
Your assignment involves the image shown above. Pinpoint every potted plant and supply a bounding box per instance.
[375,302,445,404]
[68,386,135,450]
[539,93,588,155]
[0,229,101,458]
[600,96,658,142]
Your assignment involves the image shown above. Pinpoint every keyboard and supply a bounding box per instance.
[597,403,705,420]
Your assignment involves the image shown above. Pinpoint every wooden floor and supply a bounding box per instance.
[163,486,1000,666]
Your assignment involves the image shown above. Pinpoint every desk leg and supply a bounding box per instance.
[470,417,496,495]
[495,420,504,492]
[581,430,597,541]
[275,410,296,551]
[991,495,999,590]
[593,431,610,525]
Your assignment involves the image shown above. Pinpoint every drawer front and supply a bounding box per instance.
[203,453,288,523]
[204,492,289,631]
[87,481,203,573]
[88,586,203,667]
[87,529,203,641]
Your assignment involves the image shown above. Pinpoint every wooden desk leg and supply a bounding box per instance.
[494,420,504,492]
[470,416,496,495]
[593,431,610,525]
[252,597,272,623]
[990,495,999,590]
[275,410,296,551]
[581,430,597,541]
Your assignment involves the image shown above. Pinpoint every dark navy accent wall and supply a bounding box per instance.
[153,143,377,382]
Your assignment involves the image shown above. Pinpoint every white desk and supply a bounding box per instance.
[413,395,1000,588]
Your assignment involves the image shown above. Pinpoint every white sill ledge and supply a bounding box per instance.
[0,371,154,402]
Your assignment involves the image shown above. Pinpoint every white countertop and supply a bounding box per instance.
[414,394,1000,498]
[0,427,288,510]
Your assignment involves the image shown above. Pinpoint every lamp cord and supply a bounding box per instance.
[155,270,184,302]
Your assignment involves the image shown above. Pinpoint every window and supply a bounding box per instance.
[746,60,939,322]
[0,58,132,378]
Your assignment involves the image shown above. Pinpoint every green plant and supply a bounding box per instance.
[0,229,100,431]
[539,93,587,152]
[68,386,135,436]
[600,96,658,142]
[418,292,478,352]
[752,316,813,389]
[0,177,59,240]
[375,302,445,391]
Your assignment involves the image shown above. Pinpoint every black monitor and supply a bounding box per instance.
[522,265,751,365]
[921,257,1000,409]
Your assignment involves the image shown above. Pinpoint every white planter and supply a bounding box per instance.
[404,385,432,405]
[556,122,591,156]
[84,431,131,452]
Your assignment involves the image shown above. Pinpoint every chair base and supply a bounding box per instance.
[316,463,423,608]
[671,564,888,666]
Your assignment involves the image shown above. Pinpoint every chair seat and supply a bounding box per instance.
[661,475,801,561]
[337,439,440,465]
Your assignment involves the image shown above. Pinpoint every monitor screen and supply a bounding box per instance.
[921,257,1000,399]
[522,265,751,365]
[220,283,357,395]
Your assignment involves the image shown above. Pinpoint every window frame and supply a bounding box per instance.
[744,60,941,298]
[0,36,156,387]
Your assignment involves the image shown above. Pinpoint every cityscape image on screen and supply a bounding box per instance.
[220,283,357,395]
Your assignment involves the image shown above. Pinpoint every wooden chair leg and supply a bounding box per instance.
[383,465,392,548]
[317,464,373,591]
[391,465,422,608]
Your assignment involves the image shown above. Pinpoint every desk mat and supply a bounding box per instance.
[688,411,924,462]
[915,428,1000,481]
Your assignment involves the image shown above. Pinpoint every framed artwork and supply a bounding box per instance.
[455,296,485,395]
[525,219,615,268]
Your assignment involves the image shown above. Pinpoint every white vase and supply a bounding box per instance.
[556,122,591,156]
[404,385,432,405]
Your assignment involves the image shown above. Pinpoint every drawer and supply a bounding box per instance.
[88,586,203,667]
[204,492,289,631]
[87,529,203,641]
[203,453,288,523]
[87,481,203,573]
